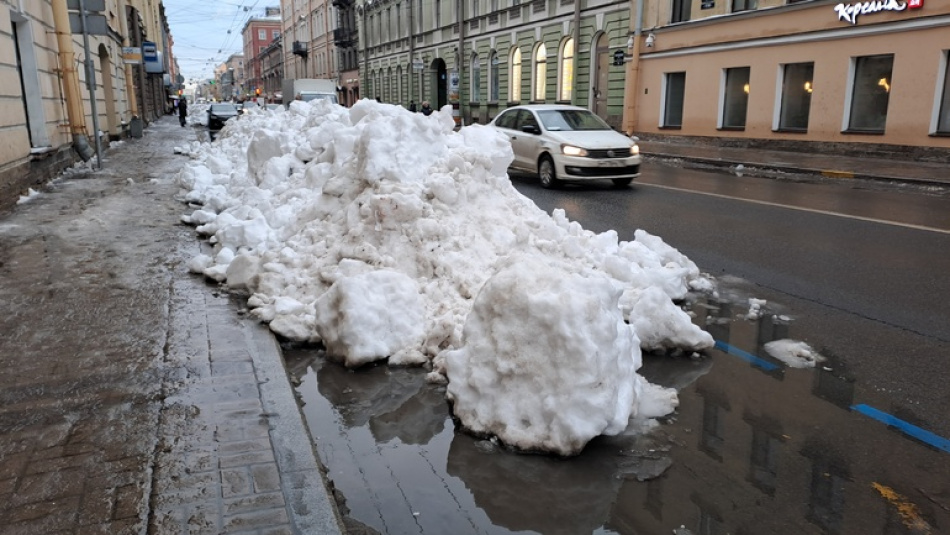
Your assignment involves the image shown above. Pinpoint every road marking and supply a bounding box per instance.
[821,170,855,179]
[851,404,950,453]
[715,340,780,372]
[639,182,950,235]
[872,483,933,533]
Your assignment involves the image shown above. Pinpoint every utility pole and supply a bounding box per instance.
[79,0,103,169]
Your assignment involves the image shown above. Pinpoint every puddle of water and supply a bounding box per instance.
[285,287,950,535]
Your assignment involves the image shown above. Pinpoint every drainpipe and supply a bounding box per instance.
[117,0,141,137]
[51,0,94,160]
[409,0,414,104]
[457,0,464,119]
[622,0,645,135]
[573,0,580,104]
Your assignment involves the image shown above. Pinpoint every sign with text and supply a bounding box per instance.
[122,46,141,64]
[834,0,921,24]
[701,0,715,9]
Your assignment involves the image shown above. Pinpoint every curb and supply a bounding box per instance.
[244,319,346,534]
[643,151,950,188]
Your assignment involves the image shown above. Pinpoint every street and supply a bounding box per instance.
[293,163,950,535]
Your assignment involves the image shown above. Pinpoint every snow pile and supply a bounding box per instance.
[17,188,40,205]
[764,339,824,368]
[175,99,713,454]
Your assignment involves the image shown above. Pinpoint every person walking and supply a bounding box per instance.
[420,101,433,116]
[178,97,188,127]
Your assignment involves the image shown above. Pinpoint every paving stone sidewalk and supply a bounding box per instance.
[0,117,344,534]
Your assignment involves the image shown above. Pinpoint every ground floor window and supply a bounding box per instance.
[778,62,813,132]
[662,72,686,128]
[936,51,950,134]
[722,67,750,129]
[846,54,893,133]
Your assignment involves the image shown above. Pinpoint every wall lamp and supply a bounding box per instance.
[645,33,656,48]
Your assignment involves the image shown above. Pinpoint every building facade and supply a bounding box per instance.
[625,0,950,158]
[356,0,631,127]
[1,0,172,211]
[243,7,282,98]
[281,0,344,103]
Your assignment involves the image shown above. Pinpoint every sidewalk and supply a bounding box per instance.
[638,140,950,187]
[0,118,344,534]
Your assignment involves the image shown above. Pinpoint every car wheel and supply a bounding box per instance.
[612,177,633,188]
[538,156,561,189]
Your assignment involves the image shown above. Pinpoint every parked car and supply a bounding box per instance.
[488,104,641,188]
[207,103,240,130]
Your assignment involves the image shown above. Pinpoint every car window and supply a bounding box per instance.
[514,110,539,130]
[494,110,518,129]
[537,110,610,131]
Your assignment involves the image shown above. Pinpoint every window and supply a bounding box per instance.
[397,4,401,38]
[558,38,574,102]
[721,67,750,129]
[436,0,442,26]
[418,0,423,33]
[533,43,546,101]
[662,72,686,127]
[672,0,691,23]
[259,29,266,40]
[846,54,893,133]
[732,0,757,12]
[489,51,500,101]
[471,53,481,102]
[473,0,480,17]
[935,51,950,134]
[778,62,813,131]
[273,30,279,40]
[509,47,522,102]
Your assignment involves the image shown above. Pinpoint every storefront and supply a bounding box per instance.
[629,0,950,158]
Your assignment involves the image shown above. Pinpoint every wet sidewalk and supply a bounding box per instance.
[638,140,950,186]
[0,118,343,534]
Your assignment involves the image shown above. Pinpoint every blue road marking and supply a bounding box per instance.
[714,340,781,372]
[851,404,950,453]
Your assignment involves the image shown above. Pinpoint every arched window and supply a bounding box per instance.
[470,53,481,102]
[489,50,500,101]
[558,38,574,102]
[509,47,522,102]
[534,43,547,101]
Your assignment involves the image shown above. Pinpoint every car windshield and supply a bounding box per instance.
[536,109,611,131]
[210,104,237,113]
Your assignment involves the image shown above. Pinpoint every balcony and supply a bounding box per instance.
[332,0,353,7]
[292,41,308,57]
[333,28,356,48]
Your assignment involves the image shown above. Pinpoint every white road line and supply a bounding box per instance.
[639,182,950,235]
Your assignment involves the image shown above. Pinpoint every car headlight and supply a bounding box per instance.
[630,144,640,156]
[561,144,588,157]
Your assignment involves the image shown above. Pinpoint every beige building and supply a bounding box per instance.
[625,0,950,158]
[1,0,175,211]
[282,0,342,96]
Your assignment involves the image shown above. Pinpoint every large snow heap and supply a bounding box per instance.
[176,99,714,455]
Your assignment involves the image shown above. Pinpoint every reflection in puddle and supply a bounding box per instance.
[285,287,950,535]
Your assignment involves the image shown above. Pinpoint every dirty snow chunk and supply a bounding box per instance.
[187,254,213,274]
[444,255,641,456]
[635,379,679,419]
[17,188,40,205]
[314,270,425,368]
[630,286,714,352]
[746,298,767,320]
[225,254,261,292]
[764,339,825,368]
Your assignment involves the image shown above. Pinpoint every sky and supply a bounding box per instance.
[163,0,276,81]
[170,100,820,455]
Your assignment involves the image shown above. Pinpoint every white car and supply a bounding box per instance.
[489,104,641,188]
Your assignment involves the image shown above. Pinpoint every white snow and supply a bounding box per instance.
[175,99,713,455]
[16,188,40,205]
[764,339,825,368]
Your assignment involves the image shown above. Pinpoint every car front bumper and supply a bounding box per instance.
[555,155,642,180]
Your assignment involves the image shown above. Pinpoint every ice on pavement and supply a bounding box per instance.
[176,99,715,454]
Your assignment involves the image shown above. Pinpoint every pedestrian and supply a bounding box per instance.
[409,100,417,112]
[178,96,187,127]
[420,101,433,116]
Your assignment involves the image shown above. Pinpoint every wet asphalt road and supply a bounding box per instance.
[292,164,950,535]
[510,166,950,439]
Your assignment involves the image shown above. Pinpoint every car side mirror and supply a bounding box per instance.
[521,125,540,135]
